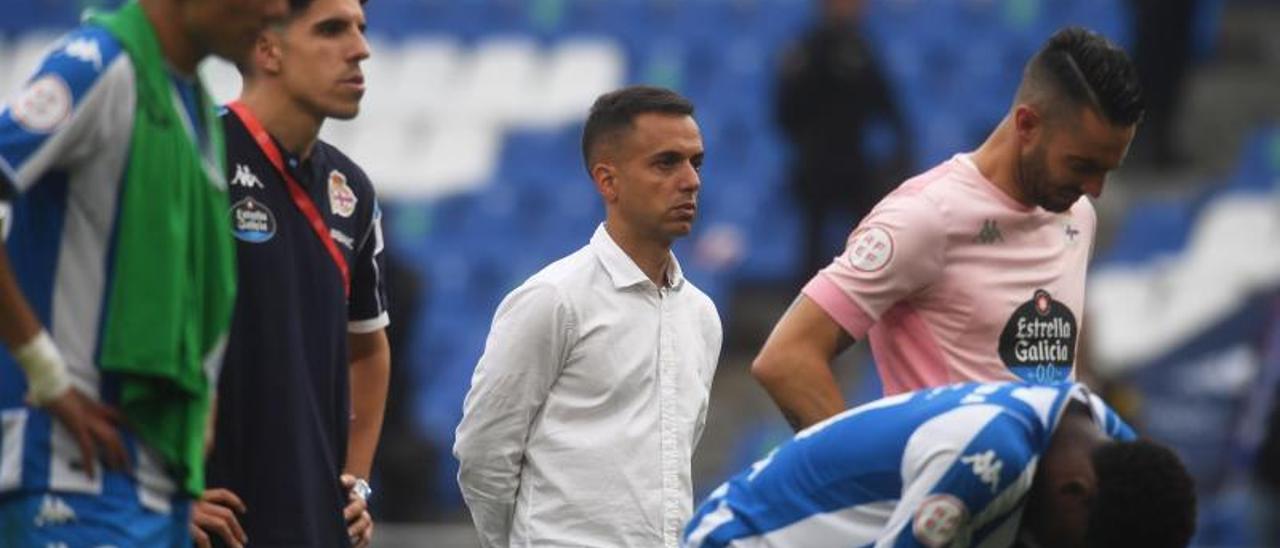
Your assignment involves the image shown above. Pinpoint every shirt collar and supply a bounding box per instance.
[589,223,686,291]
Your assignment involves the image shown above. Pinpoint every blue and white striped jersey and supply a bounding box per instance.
[0,25,209,511]
[684,382,1135,548]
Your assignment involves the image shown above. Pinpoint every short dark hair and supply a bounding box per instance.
[287,0,368,12]
[1021,27,1144,126]
[1087,440,1197,547]
[235,0,369,75]
[581,85,695,175]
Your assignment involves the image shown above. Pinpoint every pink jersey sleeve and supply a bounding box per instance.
[802,192,947,340]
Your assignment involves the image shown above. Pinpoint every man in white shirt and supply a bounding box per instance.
[454,86,723,548]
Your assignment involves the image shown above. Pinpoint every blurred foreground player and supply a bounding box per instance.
[684,382,1196,548]
[0,0,285,545]
[193,0,388,546]
[753,27,1144,430]
[455,86,722,547]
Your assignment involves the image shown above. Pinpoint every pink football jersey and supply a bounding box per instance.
[803,154,1096,395]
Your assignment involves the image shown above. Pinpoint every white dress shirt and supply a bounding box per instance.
[454,224,723,548]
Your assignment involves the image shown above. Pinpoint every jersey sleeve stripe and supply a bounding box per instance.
[348,312,389,334]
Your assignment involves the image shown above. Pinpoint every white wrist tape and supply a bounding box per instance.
[14,331,71,406]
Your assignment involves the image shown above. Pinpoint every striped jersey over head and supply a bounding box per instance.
[684,382,1134,548]
[0,25,209,511]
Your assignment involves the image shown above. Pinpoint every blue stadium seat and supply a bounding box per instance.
[1096,199,1196,266]
[1227,125,1280,192]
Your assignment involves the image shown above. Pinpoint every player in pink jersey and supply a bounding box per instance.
[753,27,1145,430]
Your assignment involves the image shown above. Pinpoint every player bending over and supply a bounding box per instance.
[684,382,1195,548]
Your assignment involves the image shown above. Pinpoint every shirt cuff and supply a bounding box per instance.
[802,274,875,340]
[348,311,390,334]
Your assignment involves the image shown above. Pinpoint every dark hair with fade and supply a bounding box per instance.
[1086,439,1197,548]
[234,0,369,75]
[286,0,368,12]
[1020,27,1144,126]
[581,85,695,175]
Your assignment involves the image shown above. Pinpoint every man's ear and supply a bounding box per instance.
[254,32,284,75]
[591,162,618,203]
[1014,104,1043,147]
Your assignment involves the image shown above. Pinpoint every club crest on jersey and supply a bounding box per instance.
[328,170,357,218]
[998,289,1078,384]
[230,197,276,243]
[847,226,894,272]
[10,74,72,134]
[913,494,967,547]
[1063,222,1080,244]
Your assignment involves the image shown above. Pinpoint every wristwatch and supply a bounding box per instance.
[352,477,373,502]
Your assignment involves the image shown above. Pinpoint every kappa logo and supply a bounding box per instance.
[231,164,264,189]
[33,494,77,527]
[960,450,1004,494]
[973,219,1003,244]
[328,170,357,218]
[63,38,103,71]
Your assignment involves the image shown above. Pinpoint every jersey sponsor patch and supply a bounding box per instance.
[846,226,894,272]
[231,197,277,243]
[10,74,73,133]
[998,289,1077,383]
[913,494,967,547]
[328,170,357,218]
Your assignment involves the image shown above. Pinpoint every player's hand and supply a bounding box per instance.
[41,387,128,478]
[190,488,248,548]
[341,474,373,548]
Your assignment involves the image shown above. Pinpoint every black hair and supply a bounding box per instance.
[1087,439,1197,548]
[1023,27,1144,126]
[235,0,369,75]
[288,0,368,12]
[581,85,695,175]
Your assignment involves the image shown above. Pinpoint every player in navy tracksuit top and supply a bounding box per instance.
[197,0,388,546]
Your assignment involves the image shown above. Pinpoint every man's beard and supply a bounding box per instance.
[1018,147,1076,213]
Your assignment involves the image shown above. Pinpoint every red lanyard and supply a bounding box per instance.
[226,101,350,297]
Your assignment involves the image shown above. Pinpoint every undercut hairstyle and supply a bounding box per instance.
[286,0,368,13]
[1018,27,1144,126]
[1087,439,1197,548]
[235,0,369,75]
[581,86,695,175]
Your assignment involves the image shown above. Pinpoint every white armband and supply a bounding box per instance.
[13,330,71,406]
